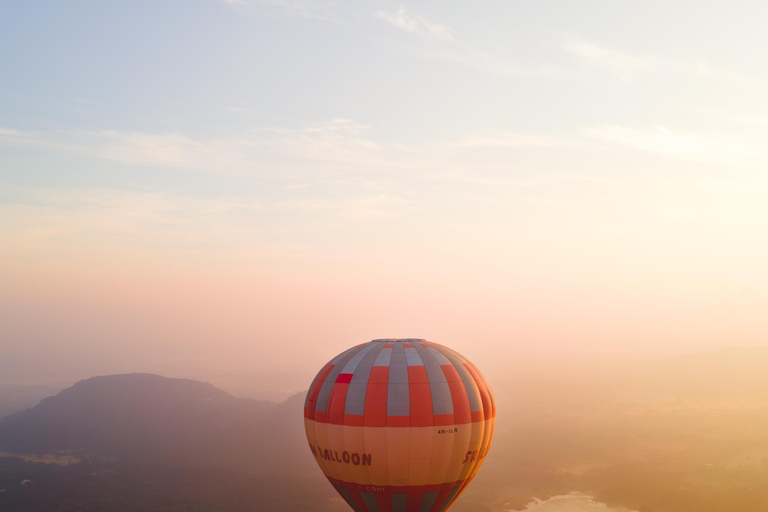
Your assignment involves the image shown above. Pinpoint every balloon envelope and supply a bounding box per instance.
[304,338,495,512]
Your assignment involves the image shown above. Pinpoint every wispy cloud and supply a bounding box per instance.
[0,189,265,257]
[0,185,421,264]
[564,37,768,87]
[220,0,338,21]
[414,44,566,78]
[257,0,337,20]
[285,193,412,222]
[563,38,665,80]
[692,108,768,131]
[0,128,259,171]
[0,121,576,180]
[582,125,764,166]
[374,7,451,39]
[374,16,564,78]
[695,61,767,87]
[421,173,532,187]
[453,132,576,149]
[0,120,396,175]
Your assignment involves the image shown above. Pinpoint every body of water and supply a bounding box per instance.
[509,492,638,512]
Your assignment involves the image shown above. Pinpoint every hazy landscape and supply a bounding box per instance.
[2,347,767,512]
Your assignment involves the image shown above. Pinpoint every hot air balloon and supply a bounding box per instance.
[304,338,495,512]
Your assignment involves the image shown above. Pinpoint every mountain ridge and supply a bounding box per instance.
[0,373,308,470]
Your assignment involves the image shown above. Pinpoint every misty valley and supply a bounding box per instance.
[2,349,768,512]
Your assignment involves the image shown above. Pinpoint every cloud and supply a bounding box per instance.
[0,120,395,175]
[453,132,576,149]
[421,173,532,187]
[582,125,764,166]
[563,38,665,80]
[285,193,412,222]
[413,44,566,78]
[0,128,258,171]
[0,184,421,267]
[0,120,577,181]
[0,189,265,259]
[0,121,590,215]
[692,108,768,130]
[563,37,766,87]
[257,0,337,20]
[695,61,767,87]
[374,7,451,39]
[373,10,564,78]
[219,0,339,21]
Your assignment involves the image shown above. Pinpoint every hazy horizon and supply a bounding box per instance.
[2,343,766,404]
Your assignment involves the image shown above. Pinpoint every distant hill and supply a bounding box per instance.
[0,384,67,419]
[0,374,308,470]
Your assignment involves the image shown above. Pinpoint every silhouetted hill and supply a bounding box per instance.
[0,374,308,470]
[0,384,66,419]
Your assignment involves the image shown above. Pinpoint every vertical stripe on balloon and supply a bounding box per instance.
[407,365,433,427]
[361,491,380,512]
[414,343,454,418]
[374,493,392,512]
[365,366,389,427]
[391,493,407,512]
[338,487,363,512]
[463,363,492,421]
[328,380,351,425]
[419,491,439,512]
[406,490,424,512]
[387,343,410,419]
[441,365,471,424]
[316,347,364,413]
[346,343,386,415]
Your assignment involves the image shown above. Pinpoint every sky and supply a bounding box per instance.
[2,1,768,395]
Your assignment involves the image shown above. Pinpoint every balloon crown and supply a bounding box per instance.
[370,338,426,343]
